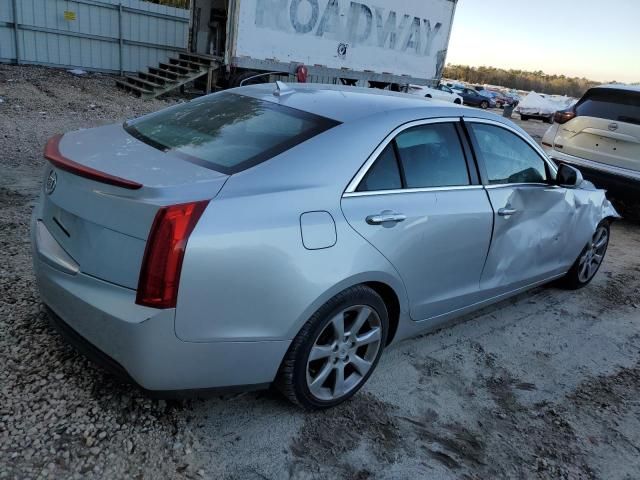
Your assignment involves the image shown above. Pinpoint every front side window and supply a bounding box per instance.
[468,123,548,185]
[124,92,339,174]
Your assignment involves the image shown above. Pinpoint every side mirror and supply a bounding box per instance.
[556,163,583,188]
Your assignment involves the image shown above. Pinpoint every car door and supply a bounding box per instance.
[464,89,480,106]
[465,119,575,295]
[341,119,494,320]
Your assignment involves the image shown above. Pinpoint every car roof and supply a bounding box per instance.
[592,84,640,93]
[231,83,469,123]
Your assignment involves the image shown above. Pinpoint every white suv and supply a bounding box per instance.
[542,85,640,197]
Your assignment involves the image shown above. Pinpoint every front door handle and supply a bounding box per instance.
[498,207,518,217]
[366,211,407,225]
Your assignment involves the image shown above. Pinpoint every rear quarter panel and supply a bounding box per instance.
[175,187,407,342]
[173,116,416,343]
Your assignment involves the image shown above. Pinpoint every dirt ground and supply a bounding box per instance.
[1,65,639,480]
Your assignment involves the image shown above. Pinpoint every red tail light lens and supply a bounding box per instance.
[554,108,577,124]
[136,201,209,309]
[44,134,142,190]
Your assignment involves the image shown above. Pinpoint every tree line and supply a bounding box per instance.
[443,64,606,98]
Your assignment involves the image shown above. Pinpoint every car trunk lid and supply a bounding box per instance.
[555,116,640,172]
[38,124,228,290]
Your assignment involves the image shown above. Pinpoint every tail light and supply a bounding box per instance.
[554,108,577,124]
[136,201,209,308]
[44,134,142,190]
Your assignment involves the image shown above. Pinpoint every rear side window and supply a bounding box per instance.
[357,144,402,192]
[124,92,339,174]
[575,89,640,125]
[469,123,547,185]
[356,123,470,192]
[395,124,470,188]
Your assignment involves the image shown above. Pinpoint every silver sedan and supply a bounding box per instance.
[31,83,618,408]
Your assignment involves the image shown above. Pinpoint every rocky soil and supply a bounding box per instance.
[1,65,639,479]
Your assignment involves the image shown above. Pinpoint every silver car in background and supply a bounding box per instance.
[32,83,618,409]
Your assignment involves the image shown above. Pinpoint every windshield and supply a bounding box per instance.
[124,92,339,174]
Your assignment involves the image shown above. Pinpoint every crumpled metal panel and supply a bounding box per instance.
[481,181,619,292]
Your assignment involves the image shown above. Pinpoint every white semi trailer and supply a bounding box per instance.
[189,0,458,89]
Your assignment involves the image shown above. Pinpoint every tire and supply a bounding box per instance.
[520,114,529,121]
[454,98,462,104]
[544,116,554,124]
[558,221,610,290]
[425,94,432,98]
[480,100,489,109]
[229,70,267,88]
[276,285,389,409]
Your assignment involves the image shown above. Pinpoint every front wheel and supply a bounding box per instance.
[276,285,388,409]
[480,100,489,109]
[559,222,610,289]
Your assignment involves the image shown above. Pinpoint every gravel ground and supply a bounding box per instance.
[1,65,639,479]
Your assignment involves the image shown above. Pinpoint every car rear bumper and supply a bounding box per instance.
[545,148,640,198]
[32,220,289,394]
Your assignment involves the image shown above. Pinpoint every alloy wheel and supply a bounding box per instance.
[306,305,382,401]
[578,225,609,283]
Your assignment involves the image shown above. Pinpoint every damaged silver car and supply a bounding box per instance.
[32,84,618,409]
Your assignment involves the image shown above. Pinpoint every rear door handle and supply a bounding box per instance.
[366,212,406,225]
[498,207,518,217]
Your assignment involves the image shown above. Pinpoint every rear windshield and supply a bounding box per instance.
[124,92,339,174]
[575,88,640,125]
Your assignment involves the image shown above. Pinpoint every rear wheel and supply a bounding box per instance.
[520,114,529,121]
[480,100,489,109]
[544,115,554,124]
[276,285,388,409]
[454,98,462,104]
[559,222,610,289]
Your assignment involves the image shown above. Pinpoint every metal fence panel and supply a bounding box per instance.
[0,0,189,73]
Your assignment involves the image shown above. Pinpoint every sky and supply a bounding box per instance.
[446,0,640,83]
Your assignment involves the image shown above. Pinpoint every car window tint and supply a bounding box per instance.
[357,144,402,192]
[469,124,548,185]
[124,92,339,174]
[575,89,640,125]
[395,124,470,188]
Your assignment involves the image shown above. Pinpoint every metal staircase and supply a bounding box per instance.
[116,53,220,99]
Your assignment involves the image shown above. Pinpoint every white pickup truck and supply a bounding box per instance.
[189,0,459,88]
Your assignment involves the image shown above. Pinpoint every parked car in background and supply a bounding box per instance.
[478,90,499,108]
[32,84,617,409]
[517,92,556,123]
[505,92,521,106]
[452,86,492,109]
[488,90,512,108]
[542,84,640,199]
[408,84,463,104]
